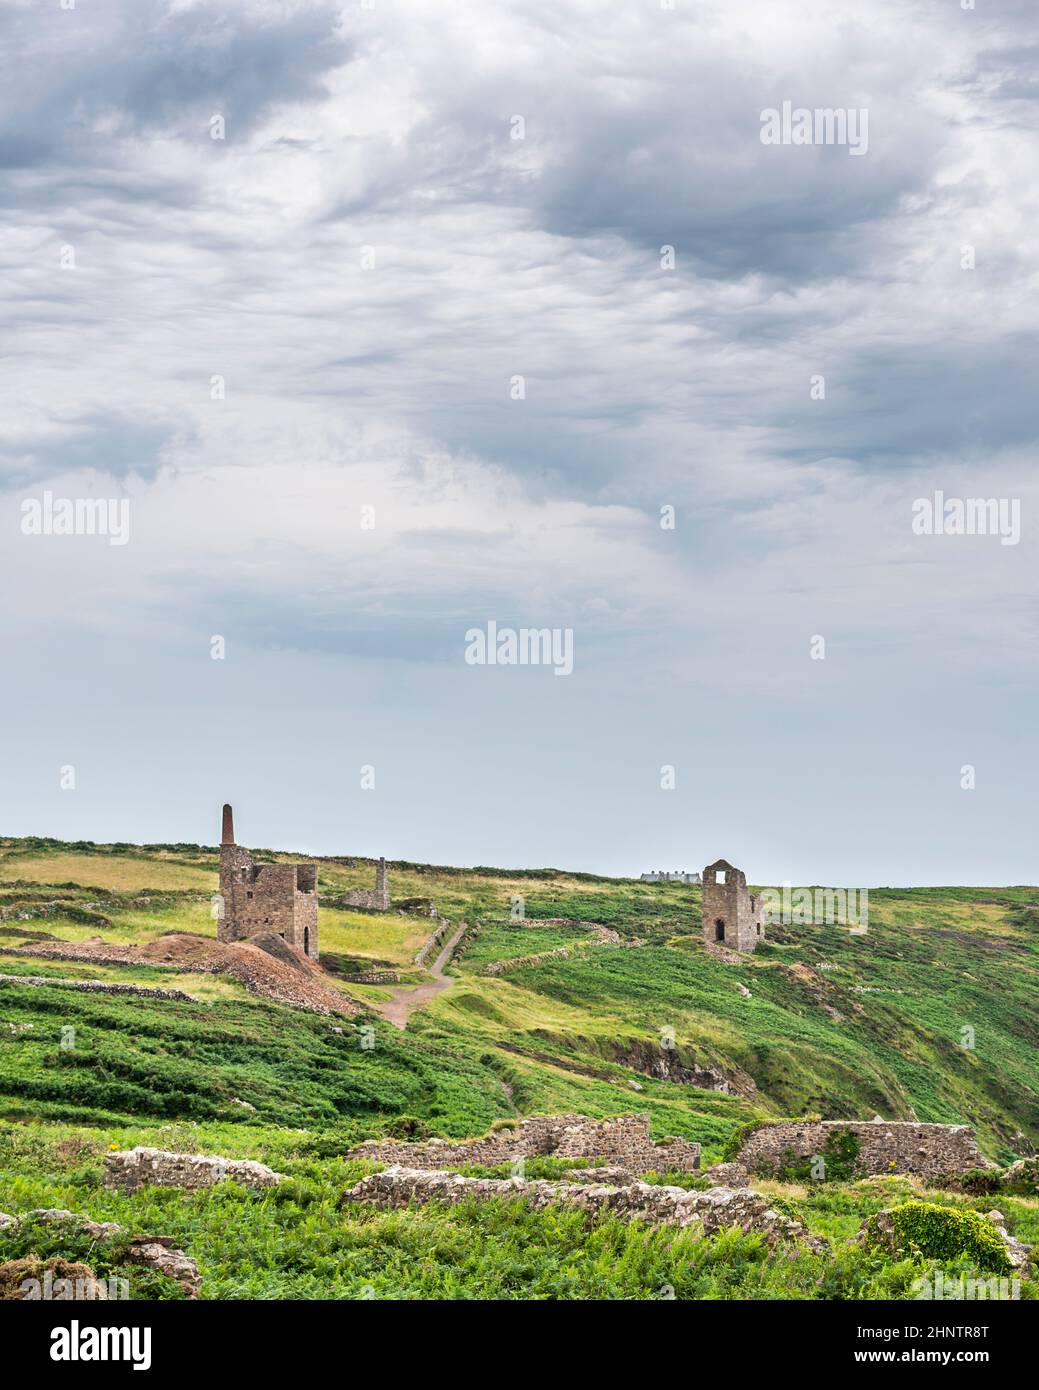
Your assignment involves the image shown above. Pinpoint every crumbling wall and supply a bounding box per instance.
[341,1167,821,1249]
[735,1120,995,1179]
[103,1148,285,1194]
[331,858,391,913]
[348,1113,701,1174]
[0,974,195,1001]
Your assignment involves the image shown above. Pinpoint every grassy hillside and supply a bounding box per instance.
[1,835,1036,1300]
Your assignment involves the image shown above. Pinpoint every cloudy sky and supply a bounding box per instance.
[1,0,1036,884]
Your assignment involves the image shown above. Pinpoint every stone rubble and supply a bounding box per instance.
[0,1208,201,1297]
[348,1113,701,1174]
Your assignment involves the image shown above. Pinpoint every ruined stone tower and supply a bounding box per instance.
[334,856,390,912]
[702,858,764,953]
[217,804,319,960]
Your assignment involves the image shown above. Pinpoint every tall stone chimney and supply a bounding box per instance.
[375,856,388,908]
[221,803,235,847]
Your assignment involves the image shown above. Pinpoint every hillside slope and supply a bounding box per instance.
[1,836,1036,1302]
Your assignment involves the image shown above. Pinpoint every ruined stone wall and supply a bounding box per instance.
[332,858,390,913]
[415,919,453,967]
[103,1148,285,1194]
[348,1113,701,1174]
[735,1121,995,1179]
[0,974,195,1001]
[342,1167,820,1249]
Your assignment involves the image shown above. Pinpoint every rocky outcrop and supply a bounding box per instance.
[734,1120,995,1180]
[341,1167,825,1251]
[0,1209,200,1297]
[614,1039,756,1099]
[348,1113,701,1174]
[397,898,439,918]
[103,1147,285,1194]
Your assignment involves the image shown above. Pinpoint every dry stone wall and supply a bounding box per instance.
[0,974,196,1001]
[341,1167,822,1250]
[103,1148,285,1194]
[735,1120,995,1179]
[415,918,454,968]
[348,1113,701,1174]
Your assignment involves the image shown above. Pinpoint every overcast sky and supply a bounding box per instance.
[1,0,1036,884]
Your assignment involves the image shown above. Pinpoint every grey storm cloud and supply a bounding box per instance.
[0,0,347,168]
[0,0,1036,881]
[0,410,198,490]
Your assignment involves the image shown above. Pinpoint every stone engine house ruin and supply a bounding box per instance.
[217,804,319,960]
[702,858,765,953]
[333,857,390,912]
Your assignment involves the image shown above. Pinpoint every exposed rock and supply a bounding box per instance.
[983,1211,1032,1276]
[0,973,196,1001]
[396,898,439,918]
[565,1166,639,1185]
[342,1167,825,1251]
[615,1039,756,1099]
[0,1209,200,1297]
[13,933,361,1016]
[124,1237,202,1297]
[103,1147,285,1194]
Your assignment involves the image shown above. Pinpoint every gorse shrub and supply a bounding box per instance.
[862,1202,1013,1275]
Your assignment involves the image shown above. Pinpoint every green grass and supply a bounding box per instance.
[1,1121,1034,1300]
[0,835,1036,1299]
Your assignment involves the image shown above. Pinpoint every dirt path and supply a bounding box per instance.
[378,921,469,1030]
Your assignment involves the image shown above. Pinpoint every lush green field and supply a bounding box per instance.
[1,836,1036,1299]
[2,1120,1035,1300]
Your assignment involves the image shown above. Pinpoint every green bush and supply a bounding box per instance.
[862,1202,1013,1275]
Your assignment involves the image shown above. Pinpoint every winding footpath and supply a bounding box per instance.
[378,921,469,1030]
